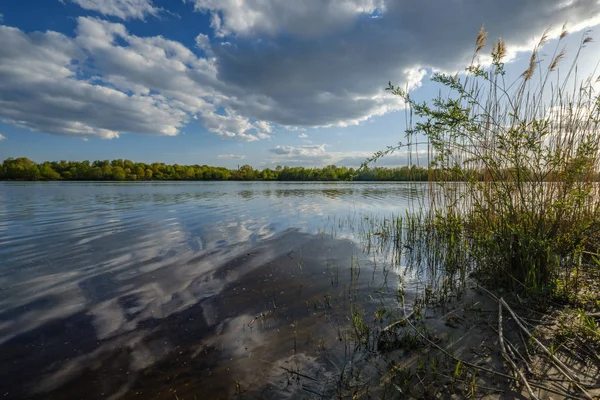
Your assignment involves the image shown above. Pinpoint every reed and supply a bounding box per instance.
[383,25,600,293]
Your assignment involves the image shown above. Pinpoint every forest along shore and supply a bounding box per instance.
[0,157,430,181]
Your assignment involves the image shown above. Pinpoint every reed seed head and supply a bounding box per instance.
[523,51,537,80]
[476,24,487,54]
[550,47,565,72]
[538,27,551,48]
[492,38,507,61]
[560,23,568,40]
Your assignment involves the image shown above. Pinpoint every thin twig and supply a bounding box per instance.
[258,359,318,382]
[519,330,533,362]
[301,385,324,396]
[248,310,273,327]
[381,311,415,333]
[506,340,534,375]
[404,319,581,400]
[499,299,539,399]
[500,298,594,399]
[486,321,534,368]
[280,366,318,382]
[481,286,596,396]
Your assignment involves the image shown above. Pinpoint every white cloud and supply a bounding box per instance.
[404,67,428,91]
[256,132,271,140]
[267,144,430,167]
[269,144,327,157]
[218,154,245,159]
[0,13,4,23]
[0,18,269,140]
[0,133,6,141]
[236,132,259,142]
[188,0,385,37]
[0,26,187,139]
[0,23,188,139]
[253,120,272,134]
[194,33,212,55]
[2,1,600,142]
[298,133,308,139]
[65,0,160,20]
[206,1,600,131]
[198,110,268,140]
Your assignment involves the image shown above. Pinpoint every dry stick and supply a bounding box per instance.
[500,298,586,381]
[258,359,318,382]
[587,312,600,318]
[487,322,534,374]
[279,366,318,382]
[404,320,582,400]
[248,310,273,327]
[518,330,534,362]
[381,311,415,333]
[481,286,595,395]
[481,288,587,377]
[499,300,539,400]
[527,382,587,400]
[506,340,534,376]
[499,298,594,400]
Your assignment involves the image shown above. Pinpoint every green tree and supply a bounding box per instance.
[112,166,126,181]
[39,163,61,180]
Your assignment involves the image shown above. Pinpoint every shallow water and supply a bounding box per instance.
[0,181,428,399]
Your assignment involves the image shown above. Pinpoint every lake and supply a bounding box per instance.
[0,181,429,399]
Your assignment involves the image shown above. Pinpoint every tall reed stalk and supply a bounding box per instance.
[385,25,600,292]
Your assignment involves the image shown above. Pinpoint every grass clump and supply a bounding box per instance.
[384,24,600,294]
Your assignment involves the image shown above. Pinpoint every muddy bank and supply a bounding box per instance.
[356,282,600,400]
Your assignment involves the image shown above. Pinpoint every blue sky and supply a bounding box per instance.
[0,0,599,168]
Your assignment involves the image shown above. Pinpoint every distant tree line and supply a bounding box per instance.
[0,157,431,181]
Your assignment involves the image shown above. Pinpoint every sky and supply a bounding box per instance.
[0,0,599,168]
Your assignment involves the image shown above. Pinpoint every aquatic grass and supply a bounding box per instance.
[383,25,600,293]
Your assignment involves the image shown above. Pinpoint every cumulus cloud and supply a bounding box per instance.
[0,22,187,139]
[267,144,429,167]
[187,0,385,37]
[0,133,6,141]
[269,144,327,157]
[336,151,430,168]
[195,33,212,55]
[201,0,600,130]
[256,132,271,140]
[65,0,160,20]
[2,1,600,142]
[0,18,268,140]
[198,109,269,140]
[217,154,245,159]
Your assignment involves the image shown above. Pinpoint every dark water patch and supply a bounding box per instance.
[0,312,98,399]
[0,295,60,322]
[1,229,400,399]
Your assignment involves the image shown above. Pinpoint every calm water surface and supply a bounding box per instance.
[0,181,427,399]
